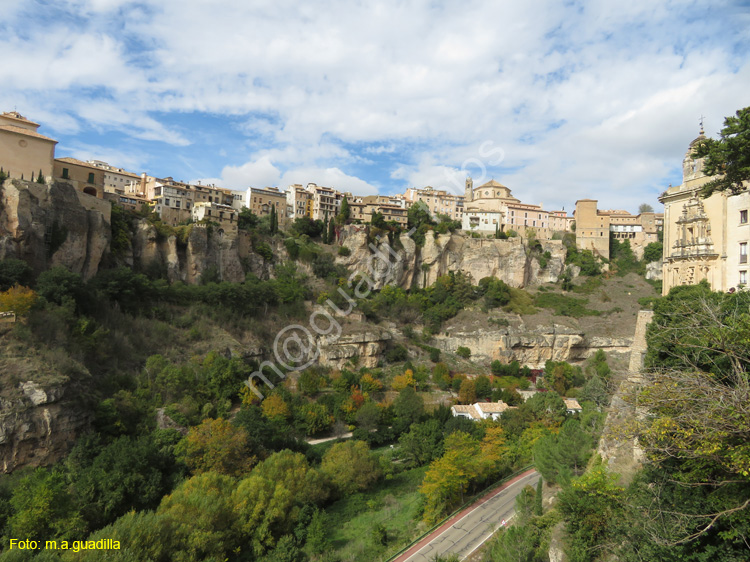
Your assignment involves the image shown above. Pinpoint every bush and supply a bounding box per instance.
[385,344,408,363]
[534,292,600,318]
[0,258,33,291]
[337,245,351,256]
[456,346,471,359]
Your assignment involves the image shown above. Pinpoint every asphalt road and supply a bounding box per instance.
[393,469,540,562]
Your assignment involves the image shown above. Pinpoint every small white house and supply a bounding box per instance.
[450,401,514,422]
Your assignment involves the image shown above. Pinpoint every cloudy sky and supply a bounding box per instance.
[2,0,748,212]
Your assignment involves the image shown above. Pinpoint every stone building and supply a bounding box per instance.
[192,202,239,236]
[286,185,314,219]
[461,178,558,236]
[403,186,464,222]
[574,200,663,260]
[53,157,106,198]
[247,186,288,225]
[660,127,750,294]
[0,111,57,181]
[348,194,408,226]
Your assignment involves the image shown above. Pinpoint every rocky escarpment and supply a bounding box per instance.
[0,381,90,473]
[0,179,111,280]
[0,332,92,473]
[432,323,633,368]
[129,221,271,284]
[336,226,567,290]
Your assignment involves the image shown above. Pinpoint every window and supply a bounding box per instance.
[175,201,180,208]
[741,271,747,285]
[741,243,748,264]
[164,199,170,206]
[741,210,748,224]
[62,168,69,179]
[87,172,95,183]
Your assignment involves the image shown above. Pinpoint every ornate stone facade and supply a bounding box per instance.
[660,128,750,294]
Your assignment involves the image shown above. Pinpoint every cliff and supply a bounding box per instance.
[336,226,567,290]
[0,330,92,473]
[0,178,111,280]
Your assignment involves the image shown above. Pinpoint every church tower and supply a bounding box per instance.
[682,121,707,183]
[465,177,473,202]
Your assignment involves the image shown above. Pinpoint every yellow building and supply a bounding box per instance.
[0,111,57,181]
[404,186,464,222]
[574,200,663,260]
[248,186,288,223]
[660,128,750,294]
[54,157,105,198]
[192,202,239,236]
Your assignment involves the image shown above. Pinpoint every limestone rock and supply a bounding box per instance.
[645,260,663,281]
[0,179,111,280]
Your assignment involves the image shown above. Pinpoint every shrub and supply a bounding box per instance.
[456,346,471,359]
[337,245,351,256]
[385,344,408,363]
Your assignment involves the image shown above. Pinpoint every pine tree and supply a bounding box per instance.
[336,196,350,225]
[36,169,44,184]
[535,477,543,516]
[269,205,277,234]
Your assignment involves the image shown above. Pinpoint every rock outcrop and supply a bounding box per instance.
[336,226,567,290]
[317,325,392,369]
[433,323,633,368]
[0,179,111,280]
[0,380,90,473]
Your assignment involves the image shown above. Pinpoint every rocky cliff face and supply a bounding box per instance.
[0,179,111,280]
[336,226,567,290]
[0,381,90,473]
[432,323,633,368]
[129,221,258,284]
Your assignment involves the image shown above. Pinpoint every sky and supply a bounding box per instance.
[1,0,748,213]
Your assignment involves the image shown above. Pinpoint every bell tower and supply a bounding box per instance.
[465,176,473,202]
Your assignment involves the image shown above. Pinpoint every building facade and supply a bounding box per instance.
[403,186,464,222]
[0,111,57,181]
[53,157,105,198]
[461,178,557,235]
[574,200,663,260]
[660,128,750,294]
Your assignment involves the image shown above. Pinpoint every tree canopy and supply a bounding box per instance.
[694,106,750,196]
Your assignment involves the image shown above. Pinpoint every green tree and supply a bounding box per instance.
[270,204,278,234]
[157,471,239,562]
[7,468,84,541]
[336,195,350,225]
[305,508,330,554]
[297,402,334,436]
[557,463,624,562]
[36,169,44,183]
[693,106,750,195]
[327,217,335,244]
[643,241,663,263]
[458,378,477,404]
[398,419,444,467]
[391,386,424,435]
[239,207,260,230]
[176,418,255,476]
[638,203,654,213]
[234,450,329,557]
[36,266,86,309]
[456,346,471,359]
[320,440,381,495]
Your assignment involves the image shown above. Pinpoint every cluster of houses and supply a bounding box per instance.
[450,390,582,422]
[9,110,748,296]
[0,110,666,248]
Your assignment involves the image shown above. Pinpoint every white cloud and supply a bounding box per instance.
[0,0,747,211]
[279,167,378,196]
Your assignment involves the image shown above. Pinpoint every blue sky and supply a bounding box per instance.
[2,0,749,212]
